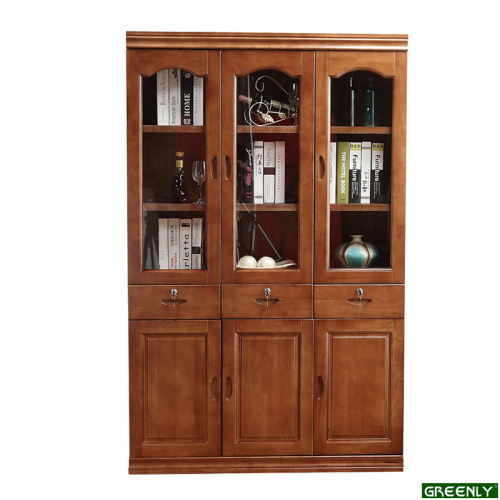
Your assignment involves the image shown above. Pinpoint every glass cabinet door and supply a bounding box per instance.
[221,51,314,284]
[314,51,407,284]
[127,50,220,284]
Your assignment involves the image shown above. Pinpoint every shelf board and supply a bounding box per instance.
[143,125,205,133]
[237,125,299,134]
[143,203,206,212]
[331,126,391,134]
[330,203,390,212]
[237,203,298,212]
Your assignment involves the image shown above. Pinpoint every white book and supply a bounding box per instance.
[360,141,372,204]
[158,218,169,269]
[179,219,192,270]
[329,142,337,203]
[168,218,179,269]
[253,141,264,204]
[168,69,181,126]
[157,70,169,125]
[191,218,203,269]
[263,141,275,203]
[275,141,285,203]
[193,75,204,126]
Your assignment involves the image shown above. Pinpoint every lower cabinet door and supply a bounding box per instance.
[314,319,404,455]
[222,319,313,456]
[129,320,221,457]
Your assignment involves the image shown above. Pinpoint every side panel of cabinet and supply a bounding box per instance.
[222,319,313,455]
[314,319,403,454]
[129,320,221,457]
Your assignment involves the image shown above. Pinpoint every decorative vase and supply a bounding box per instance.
[334,235,378,268]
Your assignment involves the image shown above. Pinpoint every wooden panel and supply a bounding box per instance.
[223,319,313,455]
[129,320,221,457]
[234,50,302,77]
[129,285,220,319]
[222,284,312,318]
[329,51,395,77]
[139,49,208,77]
[314,284,404,318]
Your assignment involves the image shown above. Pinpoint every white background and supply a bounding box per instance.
[1,1,499,498]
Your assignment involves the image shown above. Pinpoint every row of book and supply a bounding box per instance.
[243,141,286,204]
[157,69,204,126]
[330,141,385,204]
[159,218,204,270]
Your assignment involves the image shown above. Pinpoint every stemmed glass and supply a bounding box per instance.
[192,161,206,204]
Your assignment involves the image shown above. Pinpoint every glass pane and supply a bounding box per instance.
[235,71,300,270]
[329,71,393,270]
[141,69,206,270]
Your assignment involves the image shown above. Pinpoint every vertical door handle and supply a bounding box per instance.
[224,155,232,181]
[211,376,218,401]
[318,155,326,181]
[210,156,218,181]
[225,376,233,400]
[317,376,324,400]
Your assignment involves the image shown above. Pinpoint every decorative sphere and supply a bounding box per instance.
[257,256,276,268]
[238,255,257,268]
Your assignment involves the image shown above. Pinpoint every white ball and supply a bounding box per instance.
[257,256,276,268]
[237,255,257,268]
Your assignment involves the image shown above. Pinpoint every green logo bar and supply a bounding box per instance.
[422,484,498,498]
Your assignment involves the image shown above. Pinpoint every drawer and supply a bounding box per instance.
[314,285,404,319]
[222,284,313,319]
[128,285,220,320]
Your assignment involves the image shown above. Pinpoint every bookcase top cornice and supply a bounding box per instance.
[126,32,408,51]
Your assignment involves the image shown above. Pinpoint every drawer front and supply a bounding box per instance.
[314,285,404,319]
[129,285,220,320]
[222,285,313,319]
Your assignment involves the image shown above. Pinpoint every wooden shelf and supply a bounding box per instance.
[331,126,391,134]
[330,203,390,212]
[237,203,298,212]
[143,203,206,212]
[237,125,299,134]
[143,125,205,133]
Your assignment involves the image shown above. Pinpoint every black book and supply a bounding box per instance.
[348,142,361,203]
[181,71,193,125]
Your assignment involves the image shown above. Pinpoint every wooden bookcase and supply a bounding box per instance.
[127,32,407,474]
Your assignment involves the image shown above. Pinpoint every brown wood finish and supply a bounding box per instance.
[328,51,395,78]
[223,319,313,456]
[314,319,403,455]
[129,320,221,457]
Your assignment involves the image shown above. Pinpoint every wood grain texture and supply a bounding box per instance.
[139,49,208,77]
[329,51,395,77]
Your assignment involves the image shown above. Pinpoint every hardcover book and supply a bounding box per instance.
[371,143,384,203]
[253,141,264,204]
[179,219,192,269]
[263,142,276,203]
[243,141,253,203]
[193,75,204,126]
[168,218,179,269]
[336,142,349,204]
[168,69,181,126]
[158,218,169,269]
[329,142,337,203]
[275,141,286,203]
[181,71,193,125]
[349,142,362,203]
[157,70,169,125]
[360,141,372,204]
[191,218,203,269]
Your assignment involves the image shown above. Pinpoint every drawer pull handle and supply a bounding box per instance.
[211,376,218,401]
[255,287,280,307]
[347,287,372,306]
[225,377,233,401]
[160,289,187,308]
[317,376,324,400]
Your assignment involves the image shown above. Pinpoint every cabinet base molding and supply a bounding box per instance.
[129,455,403,474]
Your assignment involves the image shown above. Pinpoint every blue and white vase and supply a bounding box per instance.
[334,235,378,268]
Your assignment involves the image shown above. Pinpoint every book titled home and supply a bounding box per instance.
[263,142,276,203]
[329,142,337,204]
[157,70,169,125]
[253,141,264,204]
[158,218,169,269]
[168,69,181,126]
[193,75,204,126]
[192,218,203,269]
[336,142,349,204]
[181,71,193,125]
[179,219,192,269]
[360,141,372,204]
[349,142,362,203]
[275,141,285,203]
[168,218,179,269]
[371,143,384,203]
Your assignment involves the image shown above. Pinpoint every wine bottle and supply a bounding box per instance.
[362,77,379,126]
[342,76,356,126]
[172,151,188,202]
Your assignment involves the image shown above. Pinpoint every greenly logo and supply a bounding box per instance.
[423,484,498,498]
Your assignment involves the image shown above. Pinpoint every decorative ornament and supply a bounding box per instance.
[334,235,378,268]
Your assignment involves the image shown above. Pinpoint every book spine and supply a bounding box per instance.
[193,75,204,126]
[329,142,337,203]
[349,142,362,203]
[157,70,169,125]
[168,218,179,269]
[336,142,349,204]
[263,142,276,203]
[371,143,384,203]
[244,141,253,203]
[181,71,193,125]
[360,141,372,204]
[275,141,285,203]
[191,218,203,269]
[168,69,181,126]
[158,218,169,269]
[179,219,192,269]
[253,141,264,204]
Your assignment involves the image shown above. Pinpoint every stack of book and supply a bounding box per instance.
[158,218,204,270]
[157,69,204,126]
[330,141,385,204]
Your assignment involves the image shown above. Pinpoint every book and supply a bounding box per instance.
[193,75,204,126]
[253,141,264,204]
[371,143,384,203]
[263,142,275,203]
[192,218,203,269]
[158,218,169,269]
[275,141,285,203]
[329,142,337,203]
[179,219,192,269]
[336,142,349,204]
[168,218,179,269]
[349,142,362,203]
[157,70,169,125]
[360,141,372,204]
[243,140,253,203]
[181,71,193,125]
[168,69,181,126]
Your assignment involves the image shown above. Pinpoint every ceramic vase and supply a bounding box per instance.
[334,235,378,268]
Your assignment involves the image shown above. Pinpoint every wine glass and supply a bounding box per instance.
[192,161,206,204]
